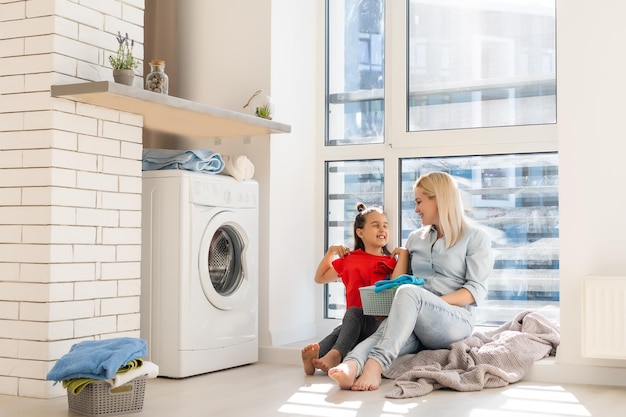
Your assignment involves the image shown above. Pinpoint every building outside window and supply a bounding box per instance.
[406,1,556,131]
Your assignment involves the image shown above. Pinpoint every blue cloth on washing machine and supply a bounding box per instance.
[142,148,225,174]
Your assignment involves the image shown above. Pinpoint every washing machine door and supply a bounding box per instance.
[198,211,250,310]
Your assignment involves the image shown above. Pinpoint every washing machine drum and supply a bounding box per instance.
[198,217,250,310]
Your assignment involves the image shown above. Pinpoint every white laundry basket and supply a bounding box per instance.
[359,285,397,316]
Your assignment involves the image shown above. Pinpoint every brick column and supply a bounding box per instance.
[0,0,145,398]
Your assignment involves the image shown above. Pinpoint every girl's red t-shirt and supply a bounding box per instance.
[331,249,397,309]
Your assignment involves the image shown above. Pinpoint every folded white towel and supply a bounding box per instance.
[105,360,160,388]
[220,154,255,181]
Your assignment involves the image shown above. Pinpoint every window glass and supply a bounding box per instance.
[327,0,385,145]
[407,0,556,131]
[400,153,559,325]
[325,160,384,318]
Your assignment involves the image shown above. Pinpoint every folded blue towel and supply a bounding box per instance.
[46,337,147,382]
[142,148,225,173]
[374,274,425,293]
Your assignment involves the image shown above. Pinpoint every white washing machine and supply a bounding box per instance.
[140,170,258,378]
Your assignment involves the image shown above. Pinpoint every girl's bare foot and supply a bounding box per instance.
[351,359,382,391]
[328,360,358,390]
[312,348,342,372]
[301,343,320,375]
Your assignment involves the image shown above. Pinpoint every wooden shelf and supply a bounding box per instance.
[51,81,291,138]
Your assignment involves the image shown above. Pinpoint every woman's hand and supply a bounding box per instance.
[390,247,409,279]
[441,288,475,306]
[390,247,408,259]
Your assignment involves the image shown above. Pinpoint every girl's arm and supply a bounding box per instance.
[389,247,409,279]
[314,244,349,284]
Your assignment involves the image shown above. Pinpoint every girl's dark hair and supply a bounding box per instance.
[353,202,391,255]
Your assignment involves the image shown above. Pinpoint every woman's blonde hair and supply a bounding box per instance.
[414,171,466,248]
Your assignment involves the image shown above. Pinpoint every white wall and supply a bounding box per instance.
[557,0,626,371]
[265,0,321,345]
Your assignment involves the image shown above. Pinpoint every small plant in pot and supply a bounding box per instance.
[109,31,139,86]
[243,90,274,120]
[255,103,273,120]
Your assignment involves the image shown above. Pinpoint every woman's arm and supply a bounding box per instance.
[440,287,475,306]
[389,247,409,279]
[314,245,348,284]
[460,227,494,306]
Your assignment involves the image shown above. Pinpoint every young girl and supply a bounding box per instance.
[302,203,408,375]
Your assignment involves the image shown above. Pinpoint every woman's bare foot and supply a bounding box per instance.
[328,360,358,390]
[301,343,320,375]
[312,348,342,372]
[351,359,382,391]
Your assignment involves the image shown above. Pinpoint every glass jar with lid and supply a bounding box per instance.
[145,59,169,94]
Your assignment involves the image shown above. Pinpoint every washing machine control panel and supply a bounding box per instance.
[189,177,258,209]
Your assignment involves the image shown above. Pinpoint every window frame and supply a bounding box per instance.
[318,0,558,327]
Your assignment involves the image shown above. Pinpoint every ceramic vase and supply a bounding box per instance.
[113,69,135,86]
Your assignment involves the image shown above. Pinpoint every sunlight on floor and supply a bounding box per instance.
[278,382,418,416]
[277,382,592,417]
[279,383,360,417]
[380,400,420,415]
[469,385,591,417]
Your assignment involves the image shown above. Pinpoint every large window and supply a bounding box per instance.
[322,0,558,325]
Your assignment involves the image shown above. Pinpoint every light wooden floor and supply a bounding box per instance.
[2,362,626,417]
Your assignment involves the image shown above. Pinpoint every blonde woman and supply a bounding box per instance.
[329,171,494,391]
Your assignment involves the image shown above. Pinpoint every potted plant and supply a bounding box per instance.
[243,90,274,120]
[109,31,139,86]
[255,102,273,120]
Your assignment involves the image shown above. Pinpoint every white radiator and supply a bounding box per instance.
[582,276,626,359]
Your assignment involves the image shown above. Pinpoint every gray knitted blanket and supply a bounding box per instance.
[382,310,560,399]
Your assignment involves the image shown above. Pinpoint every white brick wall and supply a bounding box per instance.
[0,0,145,398]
